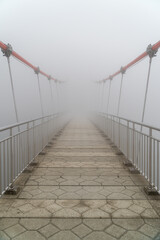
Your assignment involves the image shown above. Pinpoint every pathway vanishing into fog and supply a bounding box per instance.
[0,118,160,240]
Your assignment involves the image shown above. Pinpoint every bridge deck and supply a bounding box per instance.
[0,119,160,239]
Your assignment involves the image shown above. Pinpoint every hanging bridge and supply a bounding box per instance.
[0,41,160,240]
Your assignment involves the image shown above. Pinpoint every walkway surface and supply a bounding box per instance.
[0,119,160,240]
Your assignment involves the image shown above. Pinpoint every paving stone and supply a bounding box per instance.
[13,231,45,240]
[112,209,140,218]
[141,208,159,218]
[83,231,116,240]
[83,200,106,208]
[56,200,80,208]
[39,224,59,238]
[82,209,110,218]
[72,224,92,238]
[128,203,145,214]
[154,234,160,240]
[120,231,151,240]
[48,231,80,240]
[113,219,144,230]
[107,200,132,209]
[0,231,10,240]
[4,224,25,238]
[83,219,112,230]
[20,218,49,230]
[0,218,19,230]
[139,224,159,238]
[106,224,126,238]
[144,219,160,229]
[53,208,80,217]
[51,219,81,230]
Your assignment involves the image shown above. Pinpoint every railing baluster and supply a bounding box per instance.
[149,128,152,185]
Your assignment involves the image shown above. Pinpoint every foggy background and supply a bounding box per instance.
[0,0,160,127]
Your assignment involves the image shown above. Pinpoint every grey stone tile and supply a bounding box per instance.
[13,231,45,240]
[120,231,151,240]
[48,231,80,240]
[72,224,92,238]
[83,232,116,240]
[20,218,49,230]
[51,219,81,230]
[83,219,112,230]
[39,224,59,238]
[4,224,25,238]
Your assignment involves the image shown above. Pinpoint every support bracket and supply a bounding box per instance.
[34,66,40,75]
[146,44,158,58]
[4,185,20,195]
[1,43,12,57]
[129,166,140,174]
[120,66,126,74]
[48,75,51,80]
[109,75,113,80]
[144,186,159,195]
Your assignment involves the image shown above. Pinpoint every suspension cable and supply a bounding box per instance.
[99,40,160,83]
[0,41,61,83]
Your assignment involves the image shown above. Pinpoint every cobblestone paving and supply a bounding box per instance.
[0,119,160,239]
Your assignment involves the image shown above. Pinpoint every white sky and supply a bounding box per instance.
[0,0,160,126]
[0,0,160,81]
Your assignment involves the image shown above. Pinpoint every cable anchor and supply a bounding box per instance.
[48,75,51,80]
[120,66,126,74]
[109,75,113,80]
[34,66,40,75]
[146,44,158,58]
[1,43,13,57]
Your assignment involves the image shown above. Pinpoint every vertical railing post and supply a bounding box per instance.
[157,142,159,192]
[127,121,129,159]
[149,128,152,185]
[27,122,30,164]
[33,120,36,158]
[0,143,1,194]
[10,128,13,183]
[118,118,120,149]
[106,78,112,114]
[132,123,135,165]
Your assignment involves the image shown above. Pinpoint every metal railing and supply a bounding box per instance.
[0,113,67,196]
[94,113,160,193]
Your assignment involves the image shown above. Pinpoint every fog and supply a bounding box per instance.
[0,0,160,127]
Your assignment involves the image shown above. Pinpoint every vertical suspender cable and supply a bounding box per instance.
[36,72,44,117]
[55,81,59,132]
[55,81,59,114]
[117,67,125,116]
[35,67,44,149]
[48,76,54,114]
[106,78,112,114]
[138,45,157,187]
[97,82,101,112]
[141,57,153,124]
[7,57,19,124]
[101,82,105,113]
[2,45,20,188]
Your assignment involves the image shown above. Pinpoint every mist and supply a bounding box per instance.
[0,0,160,127]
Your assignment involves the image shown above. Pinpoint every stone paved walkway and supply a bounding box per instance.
[0,119,160,239]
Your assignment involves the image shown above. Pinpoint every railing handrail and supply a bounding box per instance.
[99,112,160,132]
[0,113,61,132]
